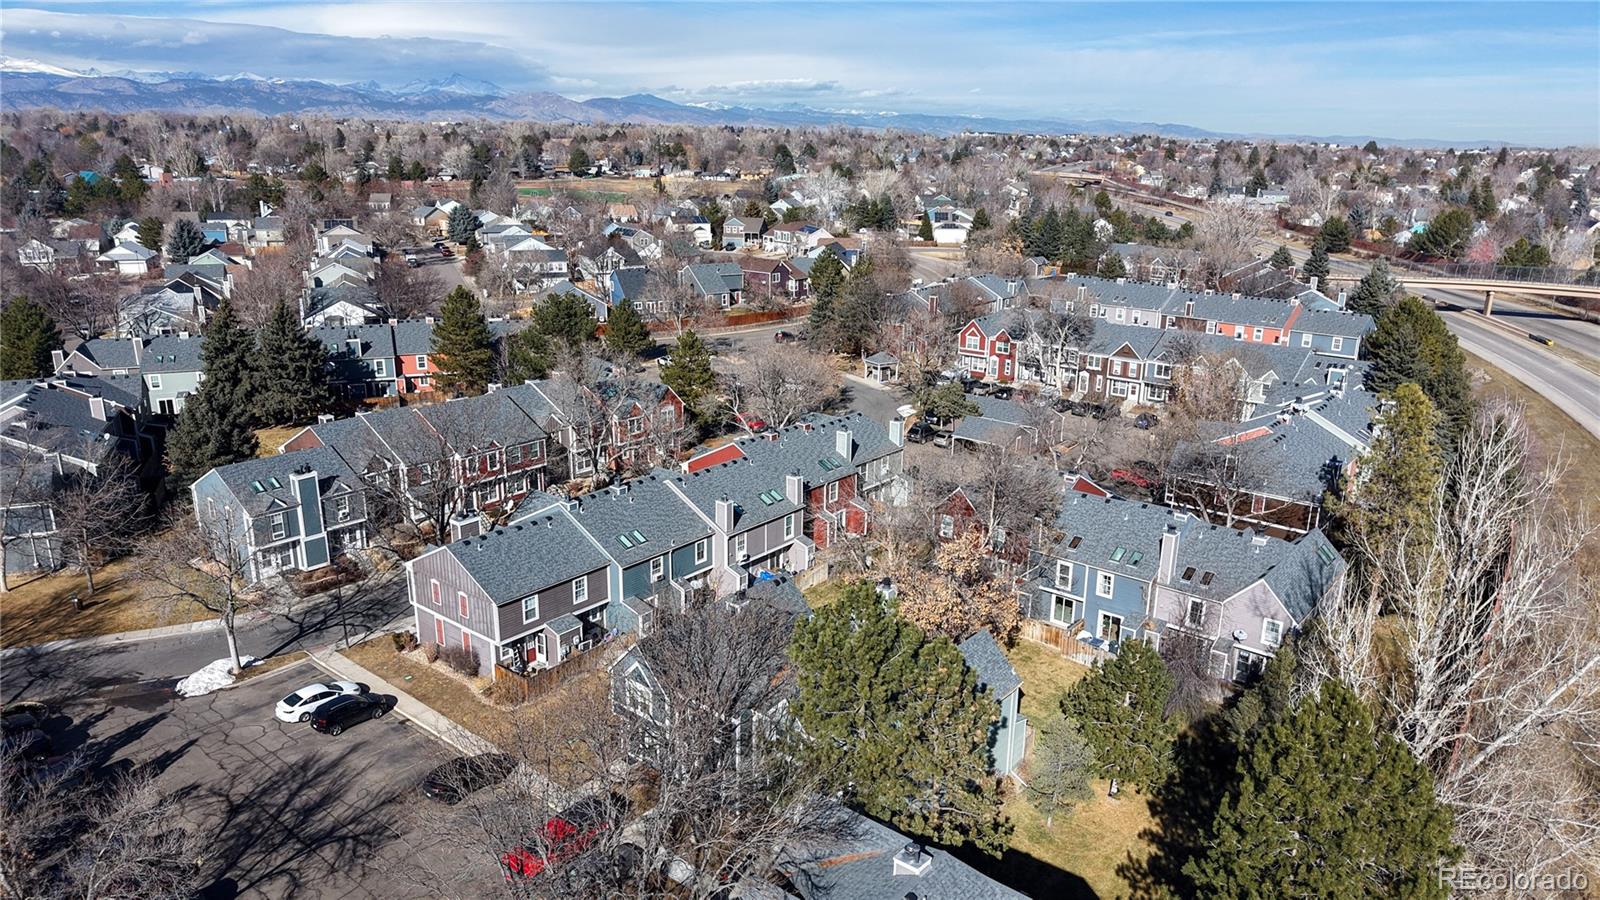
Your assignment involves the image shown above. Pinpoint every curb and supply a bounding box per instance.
[309,648,496,757]
[0,618,221,658]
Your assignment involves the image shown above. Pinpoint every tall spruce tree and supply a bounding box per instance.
[532,291,599,351]
[1097,251,1127,278]
[917,211,935,241]
[431,286,497,396]
[1267,244,1294,270]
[971,207,992,231]
[1318,216,1352,253]
[805,249,846,343]
[659,329,716,417]
[1328,383,1442,566]
[1347,258,1399,316]
[1185,681,1457,898]
[198,298,257,413]
[0,297,62,379]
[502,328,553,384]
[165,218,207,262]
[603,298,652,357]
[135,216,164,252]
[254,299,331,426]
[1302,237,1331,286]
[789,582,1012,855]
[1060,639,1177,790]
[1363,296,1473,449]
[446,204,480,245]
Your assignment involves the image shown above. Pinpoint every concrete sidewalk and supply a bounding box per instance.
[310,647,497,757]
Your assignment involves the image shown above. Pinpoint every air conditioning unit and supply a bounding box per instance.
[736,551,749,562]
[576,639,593,653]
[1232,628,1249,642]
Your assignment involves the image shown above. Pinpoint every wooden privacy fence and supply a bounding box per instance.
[1020,619,1114,666]
[493,635,630,704]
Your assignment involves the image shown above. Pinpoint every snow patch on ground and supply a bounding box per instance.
[175,656,259,697]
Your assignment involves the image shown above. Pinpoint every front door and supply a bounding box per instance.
[528,632,548,666]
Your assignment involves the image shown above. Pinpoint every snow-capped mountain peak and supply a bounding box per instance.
[0,55,84,78]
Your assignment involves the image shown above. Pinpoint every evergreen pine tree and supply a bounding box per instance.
[1026,711,1097,828]
[1408,207,1473,259]
[431,286,497,396]
[659,330,716,415]
[165,389,259,494]
[1245,169,1269,197]
[165,218,207,262]
[135,216,164,252]
[446,204,480,245]
[198,298,257,414]
[1267,245,1294,270]
[1185,681,1457,898]
[917,211,934,241]
[1328,383,1442,565]
[602,298,652,357]
[1363,296,1473,449]
[1207,171,1225,196]
[1060,640,1177,790]
[502,328,553,384]
[532,291,600,351]
[1347,258,1398,316]
[254,299,331,426]
[0,297,62,380]
[789,582,1013,855]
[1473,176,1496,220]
[1318,216,1352,253]
[971,207,991,231]
[1097,251,1127,278]
[805,249,846,344]
[1302,237,1331,286]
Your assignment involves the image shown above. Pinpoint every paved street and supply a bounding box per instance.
[30,661,483,899]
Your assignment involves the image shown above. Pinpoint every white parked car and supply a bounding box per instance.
[275,682,364,723]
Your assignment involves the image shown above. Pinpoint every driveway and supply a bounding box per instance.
[34,661,487,899]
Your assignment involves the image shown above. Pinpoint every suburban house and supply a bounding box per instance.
[573,475,718,637]
[720,213,765,249]
[1284,307,1373,359]
[17,237,87,271]
[409,201,455,236]
[189,447,371,583]
[52,333,206,415]
[1027,491,1345,682]
[956,311,1023,383]
[679,262,745,307]
[116,272,225,336]
[763,222,833,256]
[739,257,809,300]
[302,284,387,327]
[902,274,1024,319]
[408,496,613,677]
[1,376,149,577]
[510,370,688,480]
[96,240,160,277]
[312,324,399,399]
[664,214,713,248]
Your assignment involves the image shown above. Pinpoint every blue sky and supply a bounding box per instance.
[2,2,1595,145]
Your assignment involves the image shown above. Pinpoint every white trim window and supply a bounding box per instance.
[573,575,588,605]
[373,359,388,377]
[694,539,708,564]
[1186,597,1205,628]
[269,513,287,540]
[1331,336,1345,353]
[415,354,427,370]
[650,556,665,583]
[826,481,839,503]
[940,515,956,539]
[1253,327,1264,341]
[522,593,540,623]
[487,452,500,472]
[334,496,351,522]
[783,513,796,540]
[1262,618,1284,647]
[963,332,981,351]
[1096,571,1114,597]
[457,591,470,619]
[1300,333,1313,348]
[148,374,163,390]
[1055,560,1073,589]
[734,533,748,560]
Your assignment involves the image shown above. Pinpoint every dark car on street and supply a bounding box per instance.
[773,330,797,343]
[309,694,388,736]
[421,753,517,804]
[905,421,939,443]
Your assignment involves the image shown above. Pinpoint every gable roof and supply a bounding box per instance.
[204,446,358,518]
[570,473,710,568]
[959,629,1022,699]
[446,506,611,602]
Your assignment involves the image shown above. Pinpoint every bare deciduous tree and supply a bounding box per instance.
[725,344,841,432]
[51,451,144,596]
[132,508,259,674]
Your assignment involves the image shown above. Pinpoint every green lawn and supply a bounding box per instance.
[518,186,630,202]
[1001,783,1157,899]
[801,579,857,609]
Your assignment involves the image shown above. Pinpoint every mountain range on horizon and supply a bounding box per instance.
[0,58,1518,149]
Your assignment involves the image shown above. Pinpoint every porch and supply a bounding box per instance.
[495,606,607,677]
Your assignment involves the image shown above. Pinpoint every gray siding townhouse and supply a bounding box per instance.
[679,262,744,307]
[408,499,613,677]
[189,447,370,583]
[1285,307,1375,359]
[54,334,206,415]
[312,324,398,398]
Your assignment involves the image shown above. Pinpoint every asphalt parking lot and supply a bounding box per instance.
[35,659,491,899]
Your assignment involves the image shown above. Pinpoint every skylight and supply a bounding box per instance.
[1200,571,1215,586]
[1111,547,1126,562]
[630,529,646,544]
[1128,551,1144,565]
[818,457,841,471]
[1181,566,1196,581]
[267,476,282,489]
[250,480,264,493]
[1067,536,1082,549]
[617,534,634,548]
[1316,543,1336,564]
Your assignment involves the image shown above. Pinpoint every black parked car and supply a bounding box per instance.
[421,753,517,804]
[905,421,938,443]
[309,694,389,736]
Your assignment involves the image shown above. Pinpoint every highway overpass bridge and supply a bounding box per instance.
[1324,272,1600,313]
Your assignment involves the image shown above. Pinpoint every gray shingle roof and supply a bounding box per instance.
[959,629,1022,699]
[570,472,710,568]
[778,811,1027,900]
[139,334,206,373]
[447,507,612,602]
[1288,307,1376,339]
[69,337,140,371]
[1171,523,1344,620]
[1049,492,1173,580]
[208,447,358,518]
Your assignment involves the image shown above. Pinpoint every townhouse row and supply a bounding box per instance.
[190,376,687,582]
[407,413,906,678]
